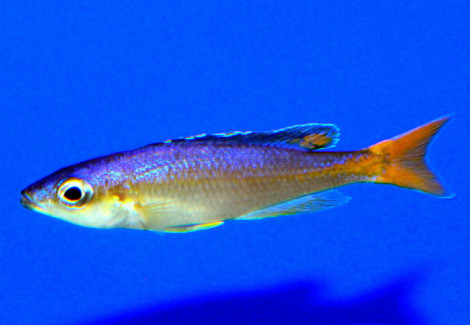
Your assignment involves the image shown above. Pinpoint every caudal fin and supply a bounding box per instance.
[368,117,451,197]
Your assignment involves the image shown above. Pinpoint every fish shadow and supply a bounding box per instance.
[86,273,428,325]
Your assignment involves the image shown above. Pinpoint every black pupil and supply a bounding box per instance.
[64,187,82,201]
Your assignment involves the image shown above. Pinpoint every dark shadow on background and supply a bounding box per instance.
[84,272,428,325]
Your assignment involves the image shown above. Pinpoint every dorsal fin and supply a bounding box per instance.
[161,123,340,151]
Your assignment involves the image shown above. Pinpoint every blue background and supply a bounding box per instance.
[1,1,469,324]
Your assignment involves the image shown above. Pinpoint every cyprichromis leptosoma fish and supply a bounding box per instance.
[21,117,452,233]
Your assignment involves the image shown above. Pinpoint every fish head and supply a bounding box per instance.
[20,166,123,229]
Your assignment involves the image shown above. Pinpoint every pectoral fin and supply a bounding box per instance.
[238,190,350,220]
[164,221,224,233]
[138,199,182,230]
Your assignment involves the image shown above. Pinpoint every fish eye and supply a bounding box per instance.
[64,187,82,201]
[57,178,93,209]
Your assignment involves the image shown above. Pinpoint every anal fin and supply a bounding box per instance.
[164,221,224,233]
[238,190,350,220]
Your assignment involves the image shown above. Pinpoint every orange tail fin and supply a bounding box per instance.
[368,117,451,196]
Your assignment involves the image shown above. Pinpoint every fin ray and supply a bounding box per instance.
[164,221,224,233]
[138,199,181,230]
[238,190,351,220]
[370,116,451,196]
[151,123,340,151]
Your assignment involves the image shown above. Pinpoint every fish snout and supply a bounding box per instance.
[20,189,35,210]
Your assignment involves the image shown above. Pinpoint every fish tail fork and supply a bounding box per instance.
[368,116,451,197]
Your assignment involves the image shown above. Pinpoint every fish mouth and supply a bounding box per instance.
[20,190,37,211]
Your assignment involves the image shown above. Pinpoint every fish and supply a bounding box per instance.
[21,117,451,233]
